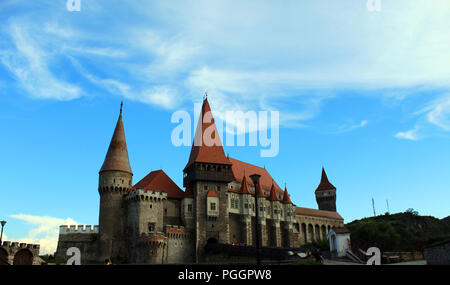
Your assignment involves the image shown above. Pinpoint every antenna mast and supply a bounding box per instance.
[372,198,376,216]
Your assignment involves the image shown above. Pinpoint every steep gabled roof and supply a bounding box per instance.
[99,103,132,175]
[184,98,231,170]
[132,170,184,199]
[228,157,283,196]
[315,168,336,192]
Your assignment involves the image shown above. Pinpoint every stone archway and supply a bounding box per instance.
[13,249,33,265]
[0,248,8,265]
[207,238,218,244]
[308,224,314,242]
[301,224,307,244]
[321,225,327,240]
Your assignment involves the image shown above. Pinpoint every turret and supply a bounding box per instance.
[315,168,337,212]
[182,96,233,262]
[98,102,133,261]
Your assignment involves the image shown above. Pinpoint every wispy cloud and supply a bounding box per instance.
[0,24,82,100]
[9,214,78,255]
[395,127,421,141]
[1,0,450,134]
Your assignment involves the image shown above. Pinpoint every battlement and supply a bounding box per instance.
[59,225,99,234]
[164,225,193,239]
[125,188,168,202]
[1,241,40,250]
[138,232,168,247]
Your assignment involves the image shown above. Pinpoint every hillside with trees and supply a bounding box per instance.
[346,209,450,252]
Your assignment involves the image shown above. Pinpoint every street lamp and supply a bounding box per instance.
[0,220,6,245]
[249,174,261,265]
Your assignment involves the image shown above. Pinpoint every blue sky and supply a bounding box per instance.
[1,0,449,254]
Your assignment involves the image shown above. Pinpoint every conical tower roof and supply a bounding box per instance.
[255,179,265,197]
[99,102,133,175]
[282,186,292,204]
[239,174,251,195]
[267,181,280,201]
[315,168,335,192]
[184,97,231,170]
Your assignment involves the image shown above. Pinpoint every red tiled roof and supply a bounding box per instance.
[184,99,231,170]
[228,157,283,196]
[99,105,133,174]
[315,168,336,192]
[267,182,280,201]
[132,170,184,199]
[295,207,343,220]
[282,187,292,204]
[207,189,219,197]
[239,174,251,195]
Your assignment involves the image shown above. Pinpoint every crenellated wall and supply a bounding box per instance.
[55,225,99,264]
[164,225,195,264]
[0,242,41,265]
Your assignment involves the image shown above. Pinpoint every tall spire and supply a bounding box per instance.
[315,167,335,192]
[99,102,132,174]
[184,97,230,170]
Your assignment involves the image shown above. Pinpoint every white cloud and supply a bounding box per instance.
[139,86,180,109]
[424,94,450,131]
[395,127,420,141]
[8,214,78,255]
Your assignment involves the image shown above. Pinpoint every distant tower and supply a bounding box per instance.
[183,97,233,263]
[315,168,337,212]
[98,102,133,261]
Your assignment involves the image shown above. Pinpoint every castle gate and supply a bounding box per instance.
[13,249,33,265]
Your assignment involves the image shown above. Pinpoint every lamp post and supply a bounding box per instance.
[0,220,6,245]
[249,174,261,265]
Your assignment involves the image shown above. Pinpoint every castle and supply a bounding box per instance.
[55,98,344,264]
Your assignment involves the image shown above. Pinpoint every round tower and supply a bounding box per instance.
[315,168,337,212]
[98,102,133,262]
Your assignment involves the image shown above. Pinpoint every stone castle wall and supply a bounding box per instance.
[0,242,41,265]
[55,225,99,264]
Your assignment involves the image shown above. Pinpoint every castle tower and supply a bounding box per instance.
[238,174,253,245]
[98,102,133,261]
[267,182,282,247]
[255,178,268,246]
[281,186,295,247]
[315,168,337,212]
[183,97,233,263]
